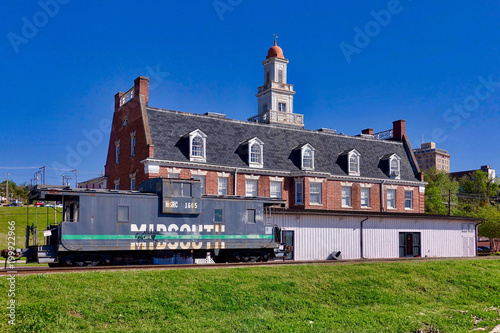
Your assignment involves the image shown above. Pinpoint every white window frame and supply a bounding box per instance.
[310,182,322,205]
[361,188,370,208]
[270,181,282,199]
[115,141,120,164]
[387,189,396,210]
[247,137,264,168]
[341,186,352,207]
[218,177,228,195]
[278,102,287,112]
[301,144,315,170]
[245,179,258,197]
[295,181,304,205]
[405,190,413,210]
[130,131,136,157]
[130,176,136,191]
[188,129,207,163]
[389,154,401,179]
[348,149,361,176]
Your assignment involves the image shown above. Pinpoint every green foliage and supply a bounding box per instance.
[424,168,459,215]
[473,204,500,240]
[1,260,499,332]
[0,180,31,203]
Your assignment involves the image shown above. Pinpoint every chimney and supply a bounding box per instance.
[392,120,406,141]
[134,76,150,106]
[362,128,373,135]
[114,92,124,112]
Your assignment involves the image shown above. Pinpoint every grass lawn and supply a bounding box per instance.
[0,207,62,250]
[1,259,500,332]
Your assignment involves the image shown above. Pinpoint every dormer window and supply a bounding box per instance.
[390,156,401,179]
[381,153,401,179]
[186,129,207,163]
[247,137,264,168]
[348,149,361,176]
[299,144,315,170]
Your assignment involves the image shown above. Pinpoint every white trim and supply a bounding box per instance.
[217,172,230,177]
[187,129,207,163]
[140,158,427,186]
[404,186,415,191]
[270,176,284,182]
[191,169,208,176]
[300,144,315,170]
[386,185,397,190]
[341,181,353,187]
[360,183,373,188]
[167,167,181,174]
[419,185,426,193]
[310,177,325,183]
[244,174,260,180]
[347,149,361,176]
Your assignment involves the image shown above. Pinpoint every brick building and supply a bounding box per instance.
[105,41,426,214]
[413,142,451,173]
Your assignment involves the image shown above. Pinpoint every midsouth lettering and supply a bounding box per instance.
[7,274,16,325]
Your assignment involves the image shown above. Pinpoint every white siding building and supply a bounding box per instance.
[273,211,478,260]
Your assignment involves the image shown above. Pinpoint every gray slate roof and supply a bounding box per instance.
[146,107,420,182]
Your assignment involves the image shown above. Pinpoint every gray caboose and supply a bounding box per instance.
[25,178,285,266]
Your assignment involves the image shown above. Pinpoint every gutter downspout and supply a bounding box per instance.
[475,220,483,256]
[380,180,386,212]
[234,168,238,196]
[360,217,369,259]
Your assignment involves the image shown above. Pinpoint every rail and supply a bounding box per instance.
[248,110,304,126]
[119,87,134,107]
[373,129,394,140]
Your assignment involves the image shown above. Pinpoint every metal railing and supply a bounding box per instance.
[119,87,134,107]
[373,129,394,140]
[248,110,304,126]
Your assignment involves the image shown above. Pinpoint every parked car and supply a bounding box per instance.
[478,246,491,253]
[45,203,54,208]
[56,203,63,208]
[34,202,45,207]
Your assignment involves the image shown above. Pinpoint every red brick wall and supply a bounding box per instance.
[105,81,151,189]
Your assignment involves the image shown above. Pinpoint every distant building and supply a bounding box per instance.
[450,165,496,181]
[77,176,107,189]
[413,142,450,173]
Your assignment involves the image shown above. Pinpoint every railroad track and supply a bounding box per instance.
[1,256,498,276]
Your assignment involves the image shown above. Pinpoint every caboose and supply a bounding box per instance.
[24,178,285,266]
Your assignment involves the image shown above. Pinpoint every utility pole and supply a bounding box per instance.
[5,173,10,203]
[448,190,451,216]
[70,169,77,188]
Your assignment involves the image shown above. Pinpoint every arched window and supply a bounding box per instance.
[303,149,313,169]
[390,158,400,178]
[191,135,203,157]
[187,129,207,162]
[349,154,359,174]
[347,150,361,176]
[250,143,262,164]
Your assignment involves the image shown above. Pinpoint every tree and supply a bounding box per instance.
[423,168,460,215]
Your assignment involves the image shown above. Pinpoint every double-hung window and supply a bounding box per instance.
[310,182,322,205]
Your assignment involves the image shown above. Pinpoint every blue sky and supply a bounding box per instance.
[1,0,499,186]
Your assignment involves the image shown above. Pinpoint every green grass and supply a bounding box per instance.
[1,259,500,332]
[0,207,62,250]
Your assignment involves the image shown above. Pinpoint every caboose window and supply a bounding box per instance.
[172,182,192,197]
[247,209,256,223]
[214,208,223,223]
[118,206,129,222]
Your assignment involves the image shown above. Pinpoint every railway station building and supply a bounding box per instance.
[103,40,479,260]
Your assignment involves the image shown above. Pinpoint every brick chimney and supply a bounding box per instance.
[392,120,406,141]
[134,76,150,106]
[362,128,374,135]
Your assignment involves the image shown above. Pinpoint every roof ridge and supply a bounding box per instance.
[146,106,402,145]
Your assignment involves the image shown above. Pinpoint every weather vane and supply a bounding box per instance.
[273,33,278,42]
